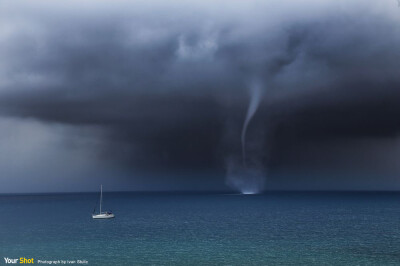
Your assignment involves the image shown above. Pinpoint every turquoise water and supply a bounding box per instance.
[1,192,400,265]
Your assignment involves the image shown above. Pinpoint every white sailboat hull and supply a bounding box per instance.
[92,213,115,219]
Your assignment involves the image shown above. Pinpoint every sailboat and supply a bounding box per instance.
[92,185,115,219]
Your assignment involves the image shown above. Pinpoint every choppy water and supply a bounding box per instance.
[1,192,400,265]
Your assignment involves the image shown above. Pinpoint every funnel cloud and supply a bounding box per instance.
[241,81,263,166]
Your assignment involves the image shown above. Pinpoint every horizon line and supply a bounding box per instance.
[1,189,400,196]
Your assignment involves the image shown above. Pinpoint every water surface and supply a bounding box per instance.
[1,192,400,265]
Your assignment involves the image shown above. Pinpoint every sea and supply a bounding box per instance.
[1,192,400,265]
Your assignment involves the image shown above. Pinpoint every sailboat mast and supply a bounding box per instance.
[100,184,102,214]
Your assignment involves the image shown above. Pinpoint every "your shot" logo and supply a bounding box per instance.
[4,257,34,264]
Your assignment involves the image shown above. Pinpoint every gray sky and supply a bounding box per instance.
[1,0,400,192]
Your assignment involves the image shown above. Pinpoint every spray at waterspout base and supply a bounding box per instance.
[226,158,265,195]
[241,191,257,195]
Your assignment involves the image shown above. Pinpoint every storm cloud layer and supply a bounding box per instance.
[1,0,400,192]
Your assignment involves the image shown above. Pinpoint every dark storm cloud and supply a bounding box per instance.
[1,0,400,190]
